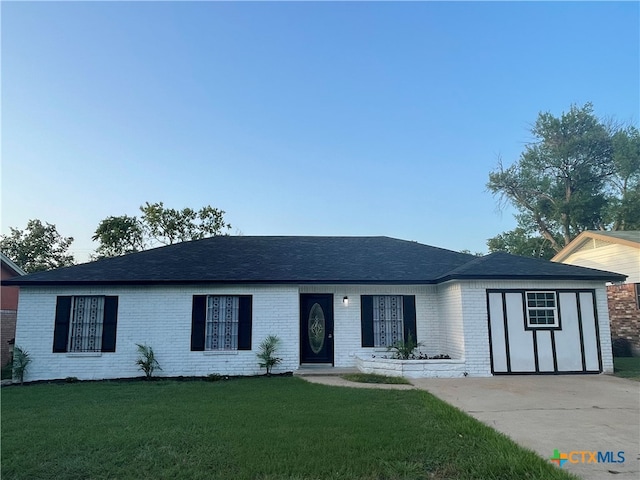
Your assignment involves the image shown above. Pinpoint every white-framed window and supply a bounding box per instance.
[525,291,559,328]
[635,283,640,310]
[68,296,105,352]
[205,295,240,350]
[372,295,404,347]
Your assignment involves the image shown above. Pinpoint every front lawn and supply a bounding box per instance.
[614,356,640,381]
[1,378,575,480]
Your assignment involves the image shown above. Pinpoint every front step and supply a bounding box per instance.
[294,365,359,377]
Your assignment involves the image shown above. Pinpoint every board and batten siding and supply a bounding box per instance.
[482,283,612,375]
[450,280,613,376]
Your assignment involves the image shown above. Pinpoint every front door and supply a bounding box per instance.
[300,294,334,364]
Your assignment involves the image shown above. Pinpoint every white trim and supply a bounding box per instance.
[525,291,559,328]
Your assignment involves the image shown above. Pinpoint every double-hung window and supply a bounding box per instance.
[361,295,416,348]
[53,296,119,353]
[191,295,252,351]
[525,291,559,328]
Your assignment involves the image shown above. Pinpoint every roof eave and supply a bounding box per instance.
[4,278,441,287]
[552,231,640,262]
[437,273,626,283]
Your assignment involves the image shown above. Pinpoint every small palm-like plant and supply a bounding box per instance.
[135,344,162,380]
[387,331,423,360]
[257,335,283,376]
[12,346,32,385]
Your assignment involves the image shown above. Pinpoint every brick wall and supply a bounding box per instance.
[607,284,640,353]
[14,280,614,381]
[1,310,17,366]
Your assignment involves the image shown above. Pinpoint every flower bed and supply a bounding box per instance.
[356,355,467,378]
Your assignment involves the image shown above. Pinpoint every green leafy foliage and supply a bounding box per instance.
[341,373,411,384]
[135,344,162,380]
[12,346,31,385]
[0,219,74,273]
[92,202,232,258]
[92,215,145,259]
[487,103,639,257]
[387,331,422,360]
[257,335,283,375]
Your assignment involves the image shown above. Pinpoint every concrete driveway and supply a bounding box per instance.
[411,375,639,480]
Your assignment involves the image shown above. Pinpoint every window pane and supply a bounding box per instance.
[372,295,404,347]
[206,296,239,350]
[526,292,557,328]
[68,296,105,352]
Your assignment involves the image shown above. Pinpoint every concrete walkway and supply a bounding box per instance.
[300,374,639,480]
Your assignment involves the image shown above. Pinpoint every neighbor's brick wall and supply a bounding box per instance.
[607,284,640,352]
[1,310,17,366]
[1,263,21,310]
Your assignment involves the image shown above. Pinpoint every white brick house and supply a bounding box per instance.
[6,236,624,381]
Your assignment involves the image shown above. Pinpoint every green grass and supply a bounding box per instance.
[614,356,640,381]
[1,378,577,480]
[341,373,412,385]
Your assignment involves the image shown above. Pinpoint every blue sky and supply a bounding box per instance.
[2,1,638,262]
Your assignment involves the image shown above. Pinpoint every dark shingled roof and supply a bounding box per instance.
[3,236,626,286]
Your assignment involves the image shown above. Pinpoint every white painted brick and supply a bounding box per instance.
[14,279,613,381]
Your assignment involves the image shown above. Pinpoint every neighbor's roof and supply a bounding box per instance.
[1,253,27,277]
[4,236,626,286]
[552,230,640,263]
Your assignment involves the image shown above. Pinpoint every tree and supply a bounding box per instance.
[0,219,75,273]
[139,202,231,246]
[92,215,145,259]
[487,103,639,258]
[93,202,231,258]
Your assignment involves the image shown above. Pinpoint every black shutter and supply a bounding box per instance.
[361,295,374,347]
[53,296,72,353]
[237,296,252,350]
[403,295,417,342]
[191,295,207,351]
[101,296,119,352]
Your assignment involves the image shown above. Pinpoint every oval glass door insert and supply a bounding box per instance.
[308,303,325,354]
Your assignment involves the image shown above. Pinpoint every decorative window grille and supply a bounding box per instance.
[525,291,559,327]
[206,296,240,350]
[68,296,105,352]
[372,295,404,347]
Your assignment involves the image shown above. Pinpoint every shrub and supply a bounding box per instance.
[257,335,283,375]
[612,338,633,357]
[12,346,31,385]
[135,344,162,379]
[387,332,423,360]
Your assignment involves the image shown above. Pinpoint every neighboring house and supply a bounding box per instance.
[1,253,27,367]
[552,231,640,354]
[5,236,624,382]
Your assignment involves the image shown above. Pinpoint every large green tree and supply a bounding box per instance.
[0,219,75,273]
[93,202,231,258]
[487,103,640,259]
